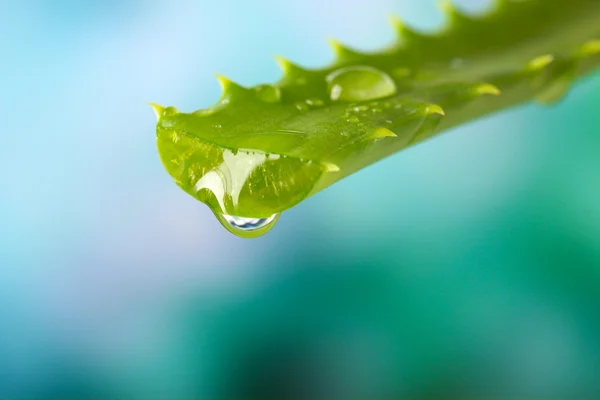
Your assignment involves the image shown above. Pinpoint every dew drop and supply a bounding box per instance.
[295,101,310,111]
[327,66,397,102]
[392,67,411,79]
[164,106,179,116]
[216,213,280,238]
[255,84,282,103]
[414,71,437,81]
[352,105,369,112]
[306,98,325,107]
[450,58,464,69]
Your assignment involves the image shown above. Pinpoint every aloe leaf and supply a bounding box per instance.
[152,0,600,238]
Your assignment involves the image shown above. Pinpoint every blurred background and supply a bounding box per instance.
[1,0,599,398]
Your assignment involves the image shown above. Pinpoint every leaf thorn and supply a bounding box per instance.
[322,162,341,172]
[149,103,165,120]
[580,39,600,56]
[473,83,501,96]
[527,54,555,71]
[426,104,446,115]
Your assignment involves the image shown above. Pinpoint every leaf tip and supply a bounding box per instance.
[389,14,423,43]
[437,0,461,17]
[216,74,245,91]
[328,38,361,62]
[388,14,404,31]
[215,74,231,89]
[274,56,305,76]
[274,55,291,72]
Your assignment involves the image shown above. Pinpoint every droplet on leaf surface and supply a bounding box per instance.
[327,66,397,102]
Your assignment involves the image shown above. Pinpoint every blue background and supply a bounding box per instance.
[1,0,599,398]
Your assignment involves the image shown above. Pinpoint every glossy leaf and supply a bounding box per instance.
[152,0,600,237]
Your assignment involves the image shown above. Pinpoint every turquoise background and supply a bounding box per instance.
[1,0,599,398]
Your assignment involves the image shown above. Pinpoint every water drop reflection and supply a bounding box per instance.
[216,213,280,238]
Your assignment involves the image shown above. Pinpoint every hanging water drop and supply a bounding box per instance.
[327,66,397,102]
[215,212,280,238]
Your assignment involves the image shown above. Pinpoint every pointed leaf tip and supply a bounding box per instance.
[328,38,361,61]
[438,0,457,15]
[149,103,165,120]
[388,14,404,31]
[215,74,245,91]
[274,55,289,71]
[215,74,249,99]
[389,14,423,42]
[274,56,302,74]
[215,74,232,90]
[438,0,470,23]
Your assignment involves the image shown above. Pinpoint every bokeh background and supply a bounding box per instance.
[1,0,599,398]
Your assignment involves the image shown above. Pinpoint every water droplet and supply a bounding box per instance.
[295,102,310,111]
[161,119,176,128]
[450,58,464,68]
[392,67,411,79]
[164,106,179,116]
[306,98,325,107]
[327,66,397,102]
[414,71,437,81]
[222,214,278,231]
[216,213,280,238]
[255,84,282,103]
[352,105,369,112]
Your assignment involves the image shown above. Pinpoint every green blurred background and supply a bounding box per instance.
[1,0,599,398]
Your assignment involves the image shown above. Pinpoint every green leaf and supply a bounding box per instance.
[152,0,600,238]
